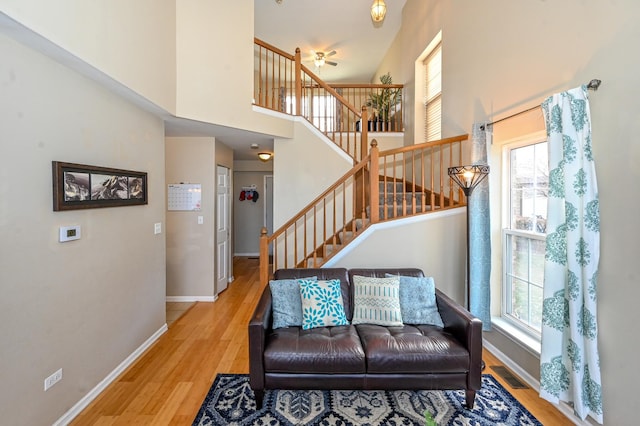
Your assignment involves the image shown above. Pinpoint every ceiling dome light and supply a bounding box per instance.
[258,152,273,162]
[371,0,387,23]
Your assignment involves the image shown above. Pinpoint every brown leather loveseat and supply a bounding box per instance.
[248,267,482,409]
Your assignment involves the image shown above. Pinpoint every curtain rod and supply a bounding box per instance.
[481,79,602,130]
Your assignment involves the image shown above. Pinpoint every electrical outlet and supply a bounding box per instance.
[44,368,62,391]
[154,223,162,234]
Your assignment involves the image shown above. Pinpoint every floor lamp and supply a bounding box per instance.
[447,165,490,311]
[448,165,490,371]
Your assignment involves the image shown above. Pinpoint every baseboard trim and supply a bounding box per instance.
[166,295,217,302]
[483,339,589,426]
[53,324,168,426]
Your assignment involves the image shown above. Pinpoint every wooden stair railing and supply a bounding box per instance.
[376,134,469,220]
[254,38,406,162]
[299,60,368,162]
[259,135,470,284]
[259,155,373,285]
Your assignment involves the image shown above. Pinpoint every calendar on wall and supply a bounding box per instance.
[167,183,202,211]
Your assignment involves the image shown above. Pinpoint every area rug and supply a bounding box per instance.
[192,374,542,425]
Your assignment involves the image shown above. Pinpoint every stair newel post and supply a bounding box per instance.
[294,48,302,117]
[259,227,269,285]
[369,140,380,224]
[360,105,369,161]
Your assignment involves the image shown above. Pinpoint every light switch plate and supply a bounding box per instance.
[198,216,204,225]
[154,223,162,234]
[59,225,81,242]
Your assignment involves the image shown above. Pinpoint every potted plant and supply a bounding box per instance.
[366,72,402,131]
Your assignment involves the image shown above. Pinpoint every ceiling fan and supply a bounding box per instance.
[311,50,338,68]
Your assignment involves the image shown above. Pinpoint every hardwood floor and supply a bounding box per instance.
[71,257,572,425]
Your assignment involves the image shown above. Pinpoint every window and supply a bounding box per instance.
[302,95,337,132]
[423,42,441,141]
[502,140,548,337]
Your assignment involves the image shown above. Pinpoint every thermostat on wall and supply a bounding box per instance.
[59,225,81,242]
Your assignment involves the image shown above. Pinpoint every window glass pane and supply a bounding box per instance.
[530,239,546,285]
[510,235,529,280]
[511,277,530,322]
[530,285,543,330]
[503,140,548,337]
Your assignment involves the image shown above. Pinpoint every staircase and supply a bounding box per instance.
[375,180,432,219]
[259,135,469,283]
[253,38,469,283]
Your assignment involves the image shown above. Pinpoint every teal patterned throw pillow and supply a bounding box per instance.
[386,274,444,327]
[351,276,403,326]
[299,279,349,330]
[269,276,317,329]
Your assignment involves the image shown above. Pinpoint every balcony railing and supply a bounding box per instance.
[254,38,403,161]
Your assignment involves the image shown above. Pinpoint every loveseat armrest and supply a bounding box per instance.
[435,289,483,389]
[248,286,272,391]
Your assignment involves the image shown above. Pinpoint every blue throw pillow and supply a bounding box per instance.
[269,276,317,329]
[299,279,349,330]
[386,274,444,327]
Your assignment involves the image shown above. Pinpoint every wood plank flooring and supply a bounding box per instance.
[71,257,572,425]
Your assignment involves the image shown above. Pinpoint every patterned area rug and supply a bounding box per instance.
[192,374,542,425]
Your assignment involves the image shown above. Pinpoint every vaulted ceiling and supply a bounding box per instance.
[254,0,406,83]
[173,0,407,158]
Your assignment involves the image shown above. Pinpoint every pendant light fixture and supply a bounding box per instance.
[371,0,387,23]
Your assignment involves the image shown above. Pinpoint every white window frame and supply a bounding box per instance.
[500,134,548,346]
[414,31,442,144]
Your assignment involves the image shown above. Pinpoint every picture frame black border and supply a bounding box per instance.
[52,161,148,211]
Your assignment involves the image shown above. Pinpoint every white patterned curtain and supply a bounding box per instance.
[539,85,603,423]
[469,123,491,330]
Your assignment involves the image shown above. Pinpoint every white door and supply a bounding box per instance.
[264,175,274,255]
[216,165,231,294]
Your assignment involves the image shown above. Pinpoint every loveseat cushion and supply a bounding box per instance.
[356,324,470,374]
[264,325,366,374]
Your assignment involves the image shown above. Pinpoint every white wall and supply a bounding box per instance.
[165,137,216,299]
[273,120,354,228]
[329,210,467,303]
[0,0,177,112]
[391,1,640,423]
[0,34,166,426]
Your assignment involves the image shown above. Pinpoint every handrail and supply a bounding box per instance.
[254,37,295,61]
[298,60,366,161]
[300,64,362,117]
[260,154,372,284]
[259,135,470,283]
[380,134,469,156]
[271,156,371,236]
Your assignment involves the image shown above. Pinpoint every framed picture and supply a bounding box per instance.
[52,161,147,211]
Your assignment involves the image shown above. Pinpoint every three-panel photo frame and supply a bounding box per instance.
[52,161,147,211]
